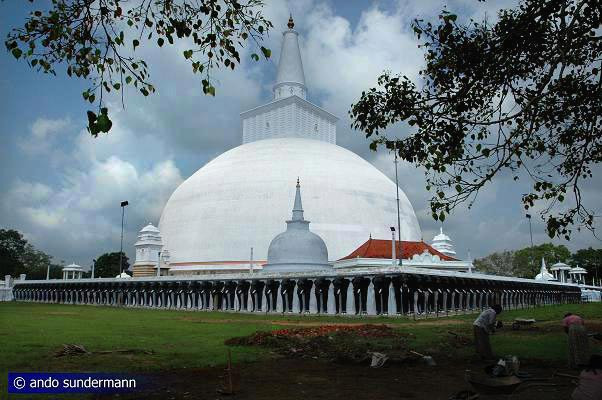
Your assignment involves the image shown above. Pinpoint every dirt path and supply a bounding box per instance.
[98,357,576,400]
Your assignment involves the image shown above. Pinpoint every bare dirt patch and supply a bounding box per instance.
[225,324,412,364]
[98,357,576,400]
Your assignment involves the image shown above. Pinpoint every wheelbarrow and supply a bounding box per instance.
[465,370,558,396]
[465,370,522,395]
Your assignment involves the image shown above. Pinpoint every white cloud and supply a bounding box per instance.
[4,110,184,264]
[9,181,53,203]
[18,117,71,155]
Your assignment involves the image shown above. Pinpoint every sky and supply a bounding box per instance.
[0,0,600,270]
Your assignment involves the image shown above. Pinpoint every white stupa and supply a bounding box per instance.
[431,227,457,258]
[264,180,331,272]
[534,258,555,281]
[158,17,422,273]
[131,223,167,277]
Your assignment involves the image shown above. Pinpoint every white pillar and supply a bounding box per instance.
[414,290,420,315]
[367,282,377,315]
[292,285,299,313]
[346,283,354,314]
[276,281,283,313]
[388,285,396,315]
[327,285,335,314]
[309,285,317,314]
[442,291,448,314]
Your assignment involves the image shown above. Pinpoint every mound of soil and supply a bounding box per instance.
[225,324,410,364]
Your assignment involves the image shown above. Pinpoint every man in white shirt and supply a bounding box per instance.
[473,304,502,360]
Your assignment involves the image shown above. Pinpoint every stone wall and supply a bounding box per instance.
[11,268,584,316]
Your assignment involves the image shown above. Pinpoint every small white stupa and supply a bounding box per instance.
[534,258,555,281]
[431,227,457,258]
[131,223,167,277]
[263,180,331,273]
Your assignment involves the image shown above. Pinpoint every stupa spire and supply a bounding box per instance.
[292,178,304,221]
[274,15,306,100]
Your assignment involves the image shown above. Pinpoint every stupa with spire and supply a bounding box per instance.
[263,179,331,272]
[240,15,338,144]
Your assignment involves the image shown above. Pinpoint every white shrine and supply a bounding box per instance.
[431,227,457,258]
[131,223,169,277]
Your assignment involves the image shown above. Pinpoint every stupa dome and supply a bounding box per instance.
[157,18,422,269]
[159,138,421,264]
[264,180,330,272]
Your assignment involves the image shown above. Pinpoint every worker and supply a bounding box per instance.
[473,304,503,360]
[563,313,590,369]
[571,355,602,400]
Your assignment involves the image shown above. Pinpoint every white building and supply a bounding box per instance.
[131,223,169,277]
[431,227,457,258]
[158,17,422,274]
[568,266,587,284]
[62,263,84,280]
[550,262,572,283]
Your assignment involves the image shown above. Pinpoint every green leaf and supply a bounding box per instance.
[96,113,112,133]
[260,46,271,58]
[207,85,215,96]
[251,53,259,61]
[125,76,132,84]
[183,49,193,59]
[11,48,22,59]
[157,38,164,47]
[133,39,140,49]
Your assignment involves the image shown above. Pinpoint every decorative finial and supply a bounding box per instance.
[369,233,372,239]
[296,177,300,186]
[288,14,294,29]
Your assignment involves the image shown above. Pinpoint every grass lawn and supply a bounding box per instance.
[1,302,601,396]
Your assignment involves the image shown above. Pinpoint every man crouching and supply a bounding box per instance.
[473,304,503,360]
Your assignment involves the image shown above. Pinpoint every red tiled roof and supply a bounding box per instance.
[339,238,457,261]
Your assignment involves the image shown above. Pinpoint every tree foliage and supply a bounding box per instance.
[475,242,575,278]
[513,243,571,278]
[94,251,129,278]
[5,0,272,135]
[0,228,62,279]
[472,250,515,276]
[350,0,602,239]
[572,247,602,281]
